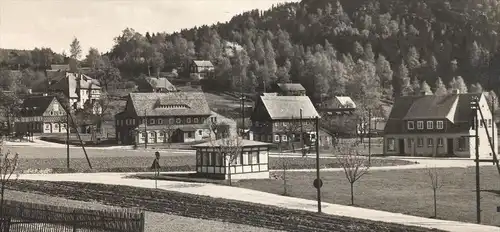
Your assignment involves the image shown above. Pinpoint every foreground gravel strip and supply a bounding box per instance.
[4,189,282,232]
[8,180,443,232]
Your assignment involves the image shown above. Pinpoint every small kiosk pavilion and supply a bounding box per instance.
[192,138,272,180]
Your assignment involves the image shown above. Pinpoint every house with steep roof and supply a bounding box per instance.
[14,95,68,135]
[208,111,237,139]
[317,96,356,115]
[250,95,321,144]
[273,83,307,96]
[384,90,497,158]
[189,60,214,80]
[136,77,177,93]
[48,72,101,113]
[114,92,212,145]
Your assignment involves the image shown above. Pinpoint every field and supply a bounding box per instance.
[235,166,500,227]
[11,147,412,173]
[7,180,443,232]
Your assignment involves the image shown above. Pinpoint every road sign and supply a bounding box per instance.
[313,178,323,189]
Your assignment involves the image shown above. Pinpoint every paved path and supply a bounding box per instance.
[17,172,500,232]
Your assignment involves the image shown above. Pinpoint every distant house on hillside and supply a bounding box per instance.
[50,64,70,72]
[136,77,177,93]
[48,72,101,113]
[384,90,497,158]
[114,92,212,145]
[14,95,68,135]
[189,60,214,80]
[272,83,307,96]
[317,96,356,115]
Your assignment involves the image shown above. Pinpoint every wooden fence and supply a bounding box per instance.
[0,200,144,232]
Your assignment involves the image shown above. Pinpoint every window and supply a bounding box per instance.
[231,154,241,165]
[150,119,155,125]
[210,153,216,166]
[196,151,202,165]
[169,118,174,124]
[217,154,223,166]
[187,118,191,123]
[53,104,59,112]
[249,152,259,164]
[141,132,147,138]
[407,138,413,148]
[417,138,423,147]
[203,153,209,165]
[488,119,492,128]
[132,119,136,125]
[282,135,287,141]
[436,121,444,129]
[407,121,415,130]
[176,118,181,124]
[387,138,395,151]
[437,138,443,147]
[158,119,163,124]
[417,121,424,129]
[198,130,202,136]
[187,132,193,138]
[427,138,433,147]
[458,137,467,150]
[427,121,433,129]
[194,118,199,123]
[480,119,484,128]
[274,135,280,142]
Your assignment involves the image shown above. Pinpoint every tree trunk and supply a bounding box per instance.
[0,183,5,218]
[350,182,354,205]
[433,189,437,218]
[228,161,232,186]
[283,161,287,195]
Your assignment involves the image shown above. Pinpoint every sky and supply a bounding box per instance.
[0,0,298,55]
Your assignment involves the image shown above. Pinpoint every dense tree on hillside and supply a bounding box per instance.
[434,77,448,96]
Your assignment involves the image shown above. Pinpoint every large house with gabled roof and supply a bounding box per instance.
[48,71,101,113]
[14,95,68,135]
[384,90,497,158]
[114,92,212,145]
[250,95,321,144]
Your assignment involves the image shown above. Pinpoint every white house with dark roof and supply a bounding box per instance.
[273,83,307,96]
[250,95,321,144]
[190,60,214,80]
[136,77,177,93]
[14,95,68,135]
[48,72,101,113]
[384,90,497,158]
[114,92,212,145]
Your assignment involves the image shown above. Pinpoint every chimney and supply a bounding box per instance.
[452,89,460,95]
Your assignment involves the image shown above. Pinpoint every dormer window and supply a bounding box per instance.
[157,103,189,109]
[427,121,433,129]
[436,121,444,129]
[407,121,415,130]
[417,121,424,130]
[150,119,155,125]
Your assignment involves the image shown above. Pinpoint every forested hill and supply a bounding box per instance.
[108,0,500,115]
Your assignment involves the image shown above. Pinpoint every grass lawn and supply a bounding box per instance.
[235,166,500,227]
[17,155,413,173]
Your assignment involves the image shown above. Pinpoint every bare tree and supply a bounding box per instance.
[207,119,243,185]
[271,136,292,196]
[282,118,301,152]
[427,166,444,218]
[0,139,19,219]
[337,142,370,205]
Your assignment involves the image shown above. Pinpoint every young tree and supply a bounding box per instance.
[449,76,468,93]
[421,81,432,95]
[434,77,448,96]
[69,37,82,60]
[0,139,19,218]
[211,135,243,186]
[275,136,291,196]
[427,166,444,218]
[337,142,370,205]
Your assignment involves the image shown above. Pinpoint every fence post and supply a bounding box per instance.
[72,209,77,232]
[140,212,145,232]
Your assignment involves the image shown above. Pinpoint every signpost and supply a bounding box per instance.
[151,151,161,189]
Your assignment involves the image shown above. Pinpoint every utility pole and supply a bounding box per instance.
[315,116,322,213]
[368,109,372,165]
[300,108,304,156]
[492,96,495,156]
[66,111,70,170]
[472,97,481,224]
[144,109,148,149]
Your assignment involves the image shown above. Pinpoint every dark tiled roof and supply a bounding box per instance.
[277,83,306,92]
[193,60,213,67]
[403,95,458,120]
[50,64,70,71]
[147,77,177,91]
[20,96,57,116]
[259,95,320,120]
[129,92,211,117]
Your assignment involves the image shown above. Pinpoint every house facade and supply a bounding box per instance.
[250,95,321,144]
[192,138,272,180]
[48,72,101,113]
[115,92,212,145]
[384,91,498,158]
[317,96,356,114]
[189,60,214,80]
[14,95,68,135]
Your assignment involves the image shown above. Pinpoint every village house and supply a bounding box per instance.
[192,138,272,180]
[272,83,307,96]
[250,95,321,144]
[208,111,237,139]
[48,71,101,113]
[114,92,212,145]
[384,90,498,158]
[317,96,356,115]
[189,60,215,80]
[14,95,68,135]
[136,77,177,93]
